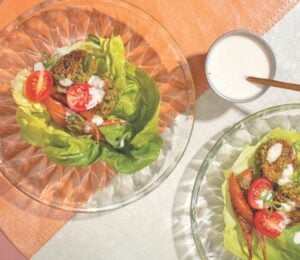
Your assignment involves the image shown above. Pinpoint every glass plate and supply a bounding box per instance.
[0,0,195,212]
[190,104,300,259]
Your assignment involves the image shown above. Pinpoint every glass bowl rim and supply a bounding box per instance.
[0,0,196,213]
[190,103,300,258]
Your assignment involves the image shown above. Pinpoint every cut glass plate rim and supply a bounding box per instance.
[0,0,195,212]
[190,103,300,258]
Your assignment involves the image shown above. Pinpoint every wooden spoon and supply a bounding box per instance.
[247,76,300,92]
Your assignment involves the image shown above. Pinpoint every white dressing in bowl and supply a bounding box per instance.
[205,30,276,102]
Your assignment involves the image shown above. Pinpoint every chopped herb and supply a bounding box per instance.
[82,55,91,72]
[88,34,101,45]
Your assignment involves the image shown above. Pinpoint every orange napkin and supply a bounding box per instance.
[0,0,298,258]
[0,177,73,258]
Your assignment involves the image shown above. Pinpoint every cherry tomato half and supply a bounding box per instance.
[25,71,53,102]
[247,178,273,209]
[67,83,92,112]
[254,210,285,238]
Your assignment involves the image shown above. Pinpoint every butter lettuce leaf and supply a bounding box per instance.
[16,107,101,167]
[223,128,300,259]
[99,62,162,173]
[12,36,162,173]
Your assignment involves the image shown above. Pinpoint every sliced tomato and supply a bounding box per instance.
[254,210,285,238]
[247,178,273,209]
[67,83,92,112]
[25,71,53,102]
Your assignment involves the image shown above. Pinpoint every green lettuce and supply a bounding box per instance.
[223,128,300,259]
[12,36,162,173]
[99,63,162,173]
[16,108,101,166]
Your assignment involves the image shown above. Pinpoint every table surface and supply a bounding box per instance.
[1,1,300,259]
[30,3,300,260]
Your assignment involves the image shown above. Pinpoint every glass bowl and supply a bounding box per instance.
[0,0,195,212]
[190,104,300,259]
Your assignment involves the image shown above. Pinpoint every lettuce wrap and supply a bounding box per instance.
[222,128,300,259]
[12,36,162,173]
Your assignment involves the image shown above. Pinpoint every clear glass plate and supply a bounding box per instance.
[0,0,195,212]
[190,104,300,259]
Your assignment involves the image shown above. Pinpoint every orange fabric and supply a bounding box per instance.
[0,0,298,258]
[0,177,73,258]
[127,0,299,96]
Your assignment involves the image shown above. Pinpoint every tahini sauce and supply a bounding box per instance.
[206,35,271,101]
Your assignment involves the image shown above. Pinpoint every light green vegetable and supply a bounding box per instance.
[12,36,162,173]
[16,108,101,166]
[223,128,300,260]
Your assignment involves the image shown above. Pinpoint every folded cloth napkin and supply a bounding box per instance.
[0,175,73,258]
[0,0,298,259]
[0,230,26,260]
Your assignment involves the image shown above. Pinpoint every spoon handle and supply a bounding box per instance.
[247,76,300,92]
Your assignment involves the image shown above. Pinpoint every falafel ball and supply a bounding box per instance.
[274,182,300,225]
[52,50,118,118]
[255,139,297,183]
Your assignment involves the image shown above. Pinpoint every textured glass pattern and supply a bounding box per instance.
[0,0,195,212]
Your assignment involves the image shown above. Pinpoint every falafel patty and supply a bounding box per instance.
[52,49,90,83]
[52,50,118,118]
[256,139,297,183]
[274,182,300,225]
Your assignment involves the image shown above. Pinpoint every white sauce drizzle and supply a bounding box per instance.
[33,62,45,71]
[293,232,300,244]
[267,143,282,163]
[255,199,264,209]
[278,163,294,185]
[119,138,125,148]
[278,201,296,213]
[84,124,92,134]
[86,76,105,110]
[59,78,73,87]
[254,190,273,208]
[91,115,104,126]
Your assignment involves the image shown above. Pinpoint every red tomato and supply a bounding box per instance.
[25,71,53,102]
[254,210,285,238]
[67,83,92,112]
[247,178,273,209]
